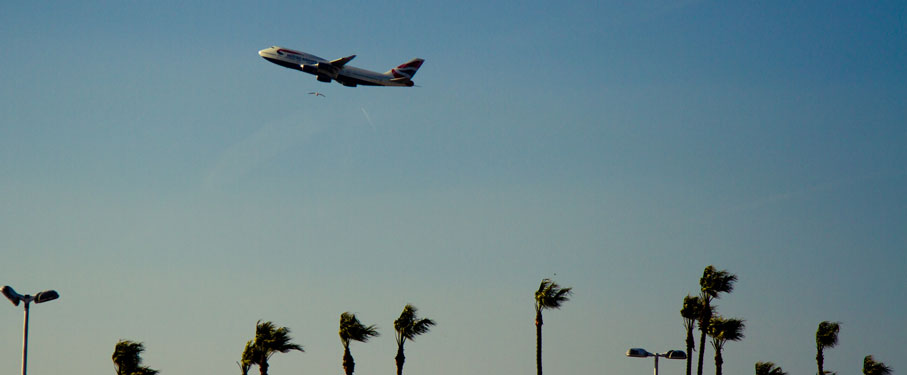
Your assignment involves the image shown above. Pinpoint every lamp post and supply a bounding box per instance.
[627,347,686,375]
[2,286,59,375]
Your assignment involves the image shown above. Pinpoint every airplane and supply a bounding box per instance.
[258,46,424,87]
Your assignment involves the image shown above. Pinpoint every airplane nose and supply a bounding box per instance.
[258,49,267,57]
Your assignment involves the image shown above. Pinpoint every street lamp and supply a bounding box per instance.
[627,347,686,375]
[2,285,59,375]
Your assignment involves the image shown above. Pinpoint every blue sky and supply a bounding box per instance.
[1,1,905,375]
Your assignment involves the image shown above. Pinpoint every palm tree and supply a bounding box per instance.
[246,320,304,375]
[339,312,379,375]
[535,278,573,375]
[394,304,436,375]
[815,321,841,375]
[112,340,159,375]
[696,266,737,375]
[238,340,256,375]
[755,361,787,375]
[681,295,702,375]
[707,315,745,375]
[863,355,892,375]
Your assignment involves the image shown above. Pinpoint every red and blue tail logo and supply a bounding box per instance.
[391,58,424,79]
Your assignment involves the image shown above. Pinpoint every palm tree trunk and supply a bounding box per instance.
[697,298,711,375]
[696,328,707,375]
[396,343,405,375]
[259,361,269,375]
[816,347,823,375]
[685,325,694,375]
[536,309,543,375]
[714,350,723,375]
[343,346,355,375]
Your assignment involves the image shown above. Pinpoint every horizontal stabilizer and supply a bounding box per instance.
[390,77,415,87]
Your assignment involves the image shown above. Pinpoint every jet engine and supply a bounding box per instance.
[315,62,340,79]
[301,65,318,74]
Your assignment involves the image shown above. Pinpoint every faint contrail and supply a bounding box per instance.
[361,107,376,131]
[204,114,329,188]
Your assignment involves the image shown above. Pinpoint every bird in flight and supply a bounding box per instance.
[308,92,326,97]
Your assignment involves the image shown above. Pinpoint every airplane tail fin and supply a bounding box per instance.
[387,58,424,79]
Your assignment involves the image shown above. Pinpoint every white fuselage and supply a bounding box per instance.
[258,46,415,87]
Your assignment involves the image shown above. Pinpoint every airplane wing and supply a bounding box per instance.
[311,55,356,81]
[330,55,356,67]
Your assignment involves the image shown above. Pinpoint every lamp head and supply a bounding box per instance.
[627,348,653,358]
[664,350,687,360]
[2,286,22,306]
[34,290,59,304]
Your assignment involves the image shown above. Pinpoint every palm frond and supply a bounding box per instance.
[395,304,437,346]
[535,278,573,311]
[816,321,841,349]
[240,339,257,367]
[112,340,158,375]
[410,318,437,336]
[700,265,738,299]
[269,326,304,353]
[708,316,746,352]
[249,320,303,369]
[395,305,416,333]
[681,294,702,335]
[112,340,146,375]
[863,355,893,375]
[340,312,380,347]
[681,295,702,320]
[756,361,787,375]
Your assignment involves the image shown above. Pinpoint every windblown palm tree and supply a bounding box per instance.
[863,355,893,375]
[816,321,841,375]
[681,295,702,375]
[707,315,745,375]
[238,340,256,375]
[696,265,737,375]
[245,320,304,375]
[535,278,573,375]
[112,340,159,375]
[394,304,436,375]
[755,361,787,375]
[339,312,379,375]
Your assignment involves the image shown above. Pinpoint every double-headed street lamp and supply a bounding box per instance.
[2,285,60,375]
[627,347,686,375]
